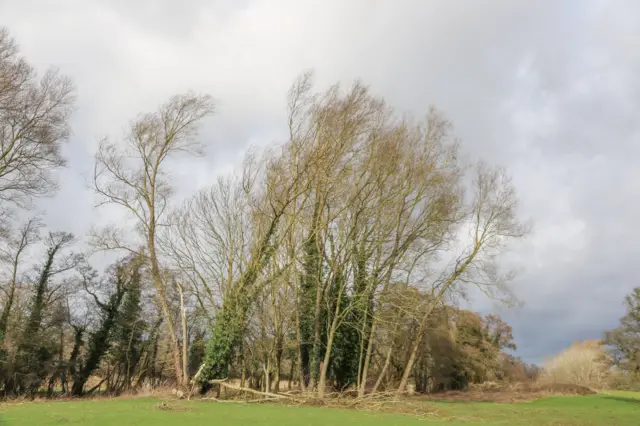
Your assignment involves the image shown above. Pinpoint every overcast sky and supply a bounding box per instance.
[1,0,639,364]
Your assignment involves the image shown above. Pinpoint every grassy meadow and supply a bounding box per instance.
[0,392,638,425]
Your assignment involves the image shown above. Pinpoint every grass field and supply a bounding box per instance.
[0,392,638,425]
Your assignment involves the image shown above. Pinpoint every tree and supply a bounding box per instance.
[396,164,527,393]
[278,74,465,398]
[604,287,640,387]
[449,310,504,387]
[106,265,145,393]
[71,257,141,396]
[484,313,517,351]
[289,77,390,397]
[199,149,307,387]
[540,340,611,389]
[0,28,74,210]
[159,97,316,388]
[136,72,526,399]
[92,93,215,386]
[0,217,41,342]
[6,231,81,396]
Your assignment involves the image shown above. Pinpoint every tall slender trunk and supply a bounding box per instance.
[0,222,32,342]
[309,278,324,391]
[0,278,16,340]
[147,234,183,386]
[370,317,403,394]
[397,249,477,393]
[317,327,336,399]
[354,245,372,394]
[317,280,345,399]
[295,310,307,392]
[178,284,189,386]
[274,339,282,393]
[263,358,271,395]
[372,342,394,394]
[397,303,436,393]
[357,318,377,397]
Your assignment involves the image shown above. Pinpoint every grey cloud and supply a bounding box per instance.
[2,0,639,364]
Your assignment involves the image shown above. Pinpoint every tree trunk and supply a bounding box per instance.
[178,283,189,387]
[397,306,431,393]
[263,359,270,395]
[397,250,478,394]
[240,355,246,388]
[357,318,377,397]
[294,305,307,392]
[0,278,16,341]
[309,281,324,391]
[288,357,295,390]
[273,352,281,393]
[372,343,394,394]
[0,230,28,341]
[371,318,402,394]
[318,282,344,399]
[147,234,183,386]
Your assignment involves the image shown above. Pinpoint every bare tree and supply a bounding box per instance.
[91,93,215,386]
[160,174,253,318]
[0,217,41,340]
[0,28,74,210]
[396,164,528,393]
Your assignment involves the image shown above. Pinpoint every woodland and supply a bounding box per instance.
[0,26,637,403]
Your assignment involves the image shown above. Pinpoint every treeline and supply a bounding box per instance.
[0,27,530,398]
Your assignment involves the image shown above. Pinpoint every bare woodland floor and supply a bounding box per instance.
[0,391,638,425]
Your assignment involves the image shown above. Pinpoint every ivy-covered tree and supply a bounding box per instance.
[7,232,79,397]
[71,257,142,396]
[107,261,145,394]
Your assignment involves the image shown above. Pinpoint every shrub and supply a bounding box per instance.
[538,340,611,389]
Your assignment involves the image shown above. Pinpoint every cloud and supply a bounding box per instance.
[1,0,639,363]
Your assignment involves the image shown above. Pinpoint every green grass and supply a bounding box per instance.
[0,392,638,425]
[600,390,640,400]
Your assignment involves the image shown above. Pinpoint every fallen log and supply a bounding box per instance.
[218,382,292,400]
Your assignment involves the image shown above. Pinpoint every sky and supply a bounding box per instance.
[1,0,639,365]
